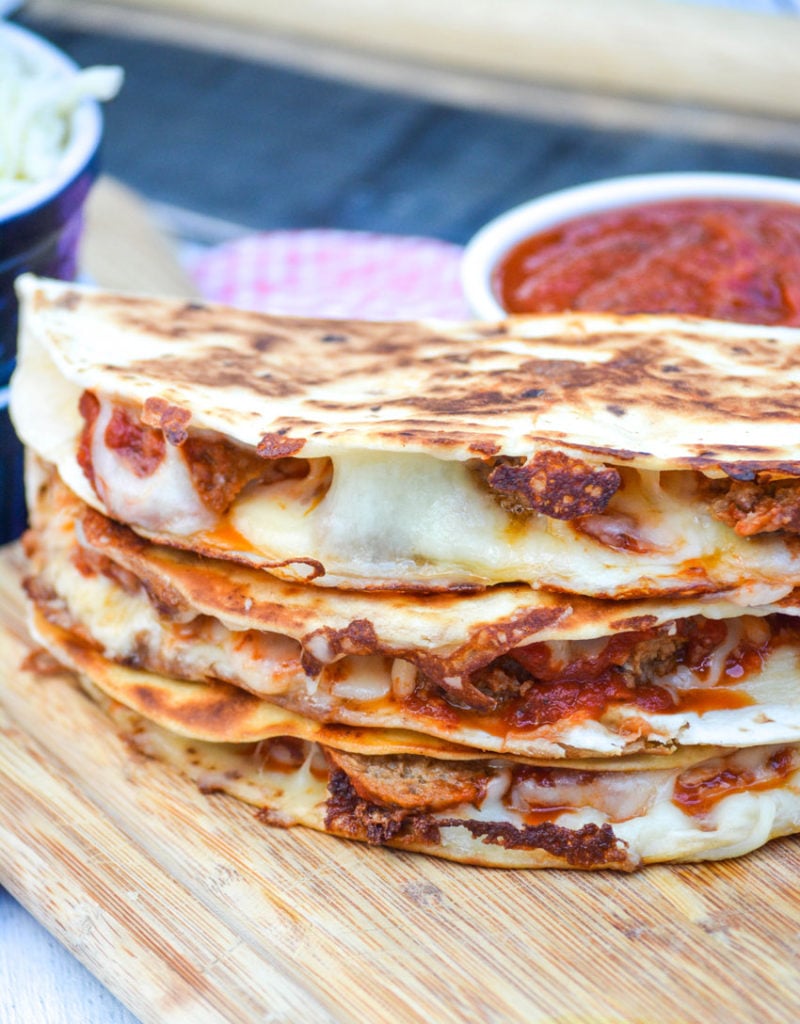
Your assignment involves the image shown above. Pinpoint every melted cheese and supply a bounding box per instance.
[231,451,800,595]
[510,763,671,821]
[35,529,800,759]
[330,656,392,702]
[91,397,216,535]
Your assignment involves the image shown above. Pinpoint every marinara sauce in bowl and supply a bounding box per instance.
[461,172,800,325]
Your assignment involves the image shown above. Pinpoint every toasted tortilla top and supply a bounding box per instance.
[15,273,800,474]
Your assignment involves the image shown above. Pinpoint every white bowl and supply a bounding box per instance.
[460,171,800,320]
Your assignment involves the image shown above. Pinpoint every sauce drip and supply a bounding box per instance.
[672,747,795,816]
[198,520,259,554]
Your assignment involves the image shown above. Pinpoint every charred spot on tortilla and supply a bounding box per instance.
[439,819,630,868]
[467,440,501,458]
[486,451,621,520]
[256,433,306,458]
[141,396,192,445]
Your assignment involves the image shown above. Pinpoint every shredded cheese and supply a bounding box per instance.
[0,31,122,200]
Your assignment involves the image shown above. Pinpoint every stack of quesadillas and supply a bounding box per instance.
[10,274,800,870]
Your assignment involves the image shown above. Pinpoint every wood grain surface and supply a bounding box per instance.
[1,543,799,1023]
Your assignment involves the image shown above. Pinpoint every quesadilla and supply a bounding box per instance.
[12,275,800,870]
[13,274,800,600]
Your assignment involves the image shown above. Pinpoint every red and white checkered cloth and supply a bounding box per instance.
[187,229,471,321]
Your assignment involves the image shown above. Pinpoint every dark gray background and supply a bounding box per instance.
[19,12,800,244]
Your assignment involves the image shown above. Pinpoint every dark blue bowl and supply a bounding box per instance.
[0,168,98,382]
[0,23,104,542]
[0,389,24,541]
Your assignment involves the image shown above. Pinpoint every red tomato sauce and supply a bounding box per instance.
[104,404,166,478]
[495,199,800,325]
[672,747,795,817]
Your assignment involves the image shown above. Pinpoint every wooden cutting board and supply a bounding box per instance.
[1,542,800,1024]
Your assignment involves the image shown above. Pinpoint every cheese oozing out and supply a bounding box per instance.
[229,452,800,596]
[90,398,216,536]
[11,330,800,597]
[32,517,800,760]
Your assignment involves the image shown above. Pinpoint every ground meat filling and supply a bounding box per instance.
[427,618,730,721]
[325,769,442,845]
[704,475,800,536]
[181,435,293,515]
[325,748,487,810]
[77,390,309,517]
[324,763,632,867]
